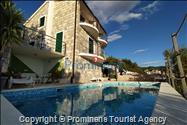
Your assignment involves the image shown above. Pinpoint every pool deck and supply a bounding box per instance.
[151,82,187,125]
[0,95,31,125]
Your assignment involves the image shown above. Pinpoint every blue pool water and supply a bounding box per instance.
[4,82,160,125]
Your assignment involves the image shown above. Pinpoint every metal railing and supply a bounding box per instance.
[22,27,103,58]
[22,27,65,54]
[80,15,97,28]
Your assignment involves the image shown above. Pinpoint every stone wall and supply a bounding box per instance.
[49,1,104,83]
[50,1,76,82]
[74,1,103,83]
[24,2,49,30]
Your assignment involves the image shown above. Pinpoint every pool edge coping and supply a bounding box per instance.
[1,81,160,93]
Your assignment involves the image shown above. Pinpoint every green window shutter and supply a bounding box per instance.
[55,32,63,53]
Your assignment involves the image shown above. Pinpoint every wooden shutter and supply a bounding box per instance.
[55,32,63,53]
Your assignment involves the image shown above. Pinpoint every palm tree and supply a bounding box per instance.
[163,49,171,60]
[0,1,24,73]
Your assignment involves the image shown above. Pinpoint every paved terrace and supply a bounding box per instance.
[151,82,187,125]
[0,95,31,125]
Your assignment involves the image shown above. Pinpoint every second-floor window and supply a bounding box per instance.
[55,32,63,53]
[39,16,45,27]
[89,38,94,54]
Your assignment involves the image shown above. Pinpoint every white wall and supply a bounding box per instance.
[43,58,59,74]
[15,55,60,76]
[16,55,44,76]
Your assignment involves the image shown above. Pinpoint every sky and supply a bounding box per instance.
[14,1,187,67]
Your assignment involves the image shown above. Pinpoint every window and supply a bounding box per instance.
[55,32,63,53]
[89,38,94,54]
[39,16,45,27]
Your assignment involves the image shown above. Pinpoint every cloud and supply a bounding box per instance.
[109,12,142,24]
[141,60,162,66]
[87,1,161,24]
[86,1,160,42]
[109,24,129,35]
[107,34,122,42]
[133,49,148,54]
[141,1,159,11]
[86,1,142,24]
[140,1,160,15]
[107,24,128,43]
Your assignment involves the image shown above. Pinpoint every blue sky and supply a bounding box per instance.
[14,1,187,67]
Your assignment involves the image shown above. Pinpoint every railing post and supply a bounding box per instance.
[172,33,187,97]
[165,62,171,85]
[168,58,175,88]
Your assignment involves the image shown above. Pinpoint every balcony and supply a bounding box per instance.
[80,22,99,39]
[79,53,105,63]
[12,27,65,59]
[98,37,107,47]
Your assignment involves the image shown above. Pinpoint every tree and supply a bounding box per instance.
[171,48,187,78]
[105,56,119,65]
[163,49,171,60]
[121,59,144,74]
[0,1,24,73]
[104,56,144,74]
[178,48,187,74]
[163,49,175,87]
[163,48,187,96]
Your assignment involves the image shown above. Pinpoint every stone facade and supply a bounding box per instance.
[24,2,49,30]
[22,1,107,83]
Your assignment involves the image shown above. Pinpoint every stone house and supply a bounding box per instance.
[10,0,107,83]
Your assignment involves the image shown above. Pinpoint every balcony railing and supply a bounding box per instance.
[78,40,105,63]
[80,21,99,39]
[22,27,65,55]
[97,37,107,47]
[79,53,105,63]
[80,16,107,48]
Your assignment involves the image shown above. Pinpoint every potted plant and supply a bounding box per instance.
[51,59,65,83]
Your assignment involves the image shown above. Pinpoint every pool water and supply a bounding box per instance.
[11,86,159,125]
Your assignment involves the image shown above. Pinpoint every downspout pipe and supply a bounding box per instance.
[71,0,77,83]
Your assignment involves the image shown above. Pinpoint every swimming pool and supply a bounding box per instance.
[3,82,160,125]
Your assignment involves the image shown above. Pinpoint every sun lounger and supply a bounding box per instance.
[8,76,35,88]
[90,77,102,82]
